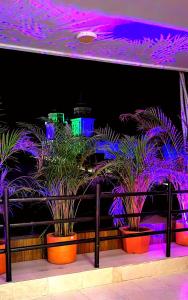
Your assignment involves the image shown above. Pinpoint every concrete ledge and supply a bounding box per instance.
[0,243,188,299]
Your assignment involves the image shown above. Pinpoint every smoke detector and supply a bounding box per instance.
[76,31,97,43]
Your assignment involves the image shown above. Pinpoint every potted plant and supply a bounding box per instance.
[0,129,39,273]
[32,124,100,264]
[107,134,165,253]
[97,123,169,254]
[120,107,188,246]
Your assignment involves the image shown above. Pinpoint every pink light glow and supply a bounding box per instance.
[1,1,188,67]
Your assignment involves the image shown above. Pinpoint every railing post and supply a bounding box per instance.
[95,184,100,268]
[166,182,172,257]
[3,188,12,282]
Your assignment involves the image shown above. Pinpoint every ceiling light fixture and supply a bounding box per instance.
[76,31,97,43]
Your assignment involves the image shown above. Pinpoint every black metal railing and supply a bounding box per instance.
[1,183,188,282]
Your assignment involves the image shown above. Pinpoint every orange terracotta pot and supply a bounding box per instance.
[47,233,77,264]
[176,220,188,246]
[0,243,6,274]
[119,227,151,254]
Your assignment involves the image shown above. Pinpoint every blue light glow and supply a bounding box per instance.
[112,22,188,41]
[82,118,95,137]
[96,141,119,159]
[162,144,178,160]
[71,118,95,137]
[45,122,55,140]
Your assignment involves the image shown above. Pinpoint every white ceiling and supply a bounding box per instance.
[61,0,188,30]
[1,0,188,71]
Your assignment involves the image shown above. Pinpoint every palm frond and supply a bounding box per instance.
[18,122,46,143]
[96,126,120,143]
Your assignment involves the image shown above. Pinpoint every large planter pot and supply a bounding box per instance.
[119,227,151,254]
[0,243,6,274]
[47,233,77,264]
[176,220,188,246]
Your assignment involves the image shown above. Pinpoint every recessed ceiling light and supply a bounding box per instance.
[76,31,97,43]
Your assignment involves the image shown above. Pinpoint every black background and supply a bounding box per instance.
[0,48,181,132]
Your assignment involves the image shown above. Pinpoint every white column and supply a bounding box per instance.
[180,72,188,147]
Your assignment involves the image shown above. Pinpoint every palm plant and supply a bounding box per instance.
[120,107,188,223]
[27,123,100,237]
[0,129,40,216]
[104,133,166,231]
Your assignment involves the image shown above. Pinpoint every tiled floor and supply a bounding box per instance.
[0,242,187,283]
[36,272,188,300]
[1,243,188,299]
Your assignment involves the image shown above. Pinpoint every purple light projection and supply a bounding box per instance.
[141,220,166,245]
[14,131,40,158]
[109,186,126,227]
[1,1,188,68]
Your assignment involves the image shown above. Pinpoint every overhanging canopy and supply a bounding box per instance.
[1,1,188,71]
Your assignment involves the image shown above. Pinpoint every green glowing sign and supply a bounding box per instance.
[71,118,82,136]
[71,118,95,137]
[48,113,65,124]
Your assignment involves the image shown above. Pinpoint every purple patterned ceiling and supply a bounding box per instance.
[1,0,188,71]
